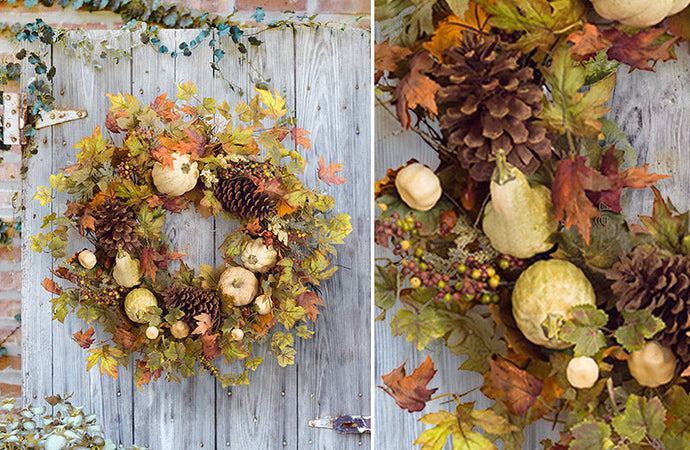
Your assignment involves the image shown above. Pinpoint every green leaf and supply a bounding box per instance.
[611,394,666,444]
[599,118,636,169]
[445,312,507,373]
[375,264,398,312]
[274,345,296,367]
[638,186,690,255]
[569,420,614,450]
[584,51,620,85]
[614,310,666,352]
[391,308,445,351]
[471,409,518,435]
[558,305,608,357]
[664,386,690,449]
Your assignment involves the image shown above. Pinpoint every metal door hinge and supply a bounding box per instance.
[1,92,87,145]
[309,415,371,434]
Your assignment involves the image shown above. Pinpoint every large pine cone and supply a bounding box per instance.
[434,31,552,181]
[607,246,690,361]
[163,284,221,331]
[94,198,141,258]
[215,176,276,219]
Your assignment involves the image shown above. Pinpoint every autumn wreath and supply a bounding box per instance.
[31,82,351,388]
[376,1,690,448]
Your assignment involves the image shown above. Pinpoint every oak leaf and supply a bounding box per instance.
[317,155,348,186]
[380,355,438,413]
[72,327,95,349]
[481,357,543,416]
[395,52,440,129]
[296,291,325,321]
[201,333,222,360]
[603,27,678,72]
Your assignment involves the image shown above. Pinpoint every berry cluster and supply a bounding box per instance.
[117,152,142,182]
[374,211,422,249]
[198,355,221,378]
[224,160,275,180]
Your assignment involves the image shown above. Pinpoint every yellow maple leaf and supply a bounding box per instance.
[255,86,288,120]
[423,3,491,62]
[105,92,139,112]
[176,81,197,101]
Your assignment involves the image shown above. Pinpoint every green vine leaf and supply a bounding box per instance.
[391,308,445,351]
[375,264,398,314]
[611,394,666,444]
[558,305,608,357]
[569,420,614,450]
[614,310,665,352]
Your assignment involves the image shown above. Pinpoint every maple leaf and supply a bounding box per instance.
[135,359,162,390]
[380,356,438,413]
[611,395,666,444]
[162,196,189,213]
[255,87,288,120]
[113,327,139,351]
[481,357,543,416]
[552,156,612,244]
[375,38,413,73]
[317,155,348,186]
[86,345,122,379]
[395,51,440,129]
[603,27,678,72]
[201,333,222,360]
[151,146,176,168]
[567,23,609,62]
[72,327,95,349]
[289,127,311,151]
[150,93,179,121]
[423,5,491,62]
[140,247,163,282]
[638,186,690,254]
[669,7,690,40]
[176,81,197,101]
[540,47,616,138]
[41,277,62,295]
[296,291,326,321]
[183,127,207,159]
[192,313,213,335]
[78,209,96,235]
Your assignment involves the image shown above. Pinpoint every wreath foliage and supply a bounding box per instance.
[32,82,352,388]
[376,1,690,448]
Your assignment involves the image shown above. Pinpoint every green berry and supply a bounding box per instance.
[481,294,492,304]
[457,263,467,274]
[499,258,510,270]
[443,293,452,302]
[414,248,424,258]
[437,280,446,289]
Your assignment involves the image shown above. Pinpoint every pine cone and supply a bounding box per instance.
[215,176,276,219]
[94,198,141,258]
[607,246,690,361]
[434,31,552,181]
[163,284,221,331]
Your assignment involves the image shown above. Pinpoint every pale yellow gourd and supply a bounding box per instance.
[591,0,690,27]
[567,356,599,389]
[241,238,278,273]
[394,163,442,212]
[254,294,273,315]
[628,340,677,387]
[124,288,158,324]
[218,266,259,312]
[112,249,141,288]
[152,152,200,196]
[482,152,557,259]
[170,320,190,339]
[512,259,596,349]
[78,250,97,270]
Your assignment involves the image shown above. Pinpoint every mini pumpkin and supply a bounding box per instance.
[591,0,690,27]
[628,340,677,387]
[112,249,141,288]
[124,288,158,324]
[394,163,442,212]
[78,250,97,270]
[218,266,259,312]
[231,328,244,341]
[255,294,273,315]
[152,152,200,196]
[241,238,278,273]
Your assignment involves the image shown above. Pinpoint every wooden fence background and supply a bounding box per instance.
[21,27,371,449]
[374,44,690,448]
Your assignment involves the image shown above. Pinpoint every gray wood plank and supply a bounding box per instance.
[129,29,217,450]
[294,27,371,450]
[375,47,690,449]
[212,28,299,450]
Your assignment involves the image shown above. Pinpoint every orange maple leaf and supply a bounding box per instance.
[290,127,312,151]
[192,313,213,335]
[423,4,491,62]
[78,210,97,235]
[72,327,95,349]
[380,356,438,413]
[395,52,440,129]
[603,27,678,71]
[150,93,180,122]
[246,218,262,234]
[140,247,163,282]
[296,291,326,322]
[151,146,176,168]
[317,155,348,186]
[201,333,222,360]
[276,200,298,217]
[252,312,276,339]
[567,23,609,62]
[41,277,62,295]
[113,327,140,351]
[481,357,543,416]
[375,38,413,73]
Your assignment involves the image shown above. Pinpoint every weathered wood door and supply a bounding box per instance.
[22,27,370,449]
[374,43,690,449]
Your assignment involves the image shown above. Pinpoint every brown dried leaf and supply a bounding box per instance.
[72,327,95,349]
[481,357,543,416]
[296,291,326,322]
[41,277,62,295]
[380,355,438,413]
[395,52,440,129]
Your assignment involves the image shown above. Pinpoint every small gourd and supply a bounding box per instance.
[482,151,557,259]
[512,259,596,349]
[231,328,244,341]
[145,326,160,340]
[591,0,690,28]
[170,320,190,339]
[218,266,259,312]
[78,250,97,269]
[152,152,200,196]
[241,238,278,273]
[124,288,158,324]
[112,249,141,288]
[628,340,677,387]
[255,294,273,315]
[394,163,442,212]
[567,356,599,389]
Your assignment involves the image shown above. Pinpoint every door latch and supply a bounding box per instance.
[1,92,87,145]
[309,415,371,434]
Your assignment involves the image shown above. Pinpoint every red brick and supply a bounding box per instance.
[0,273,21,291]
[0,326,20,346]
[235,0,307,11]
[0,246,20,262]
[0,300,21,319]
[0,355,20,371]
[0,383,21,401]
[0,164,19,182]
[316,0,370,14]
[161,0,228,11]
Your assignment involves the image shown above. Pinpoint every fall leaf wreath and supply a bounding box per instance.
[31,82,352,388]
[376,1,690,448]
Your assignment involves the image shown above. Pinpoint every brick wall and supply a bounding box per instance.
[0,0,369,401]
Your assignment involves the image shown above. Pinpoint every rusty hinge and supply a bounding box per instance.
[1,92,87,145]
[309,415,371,434]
